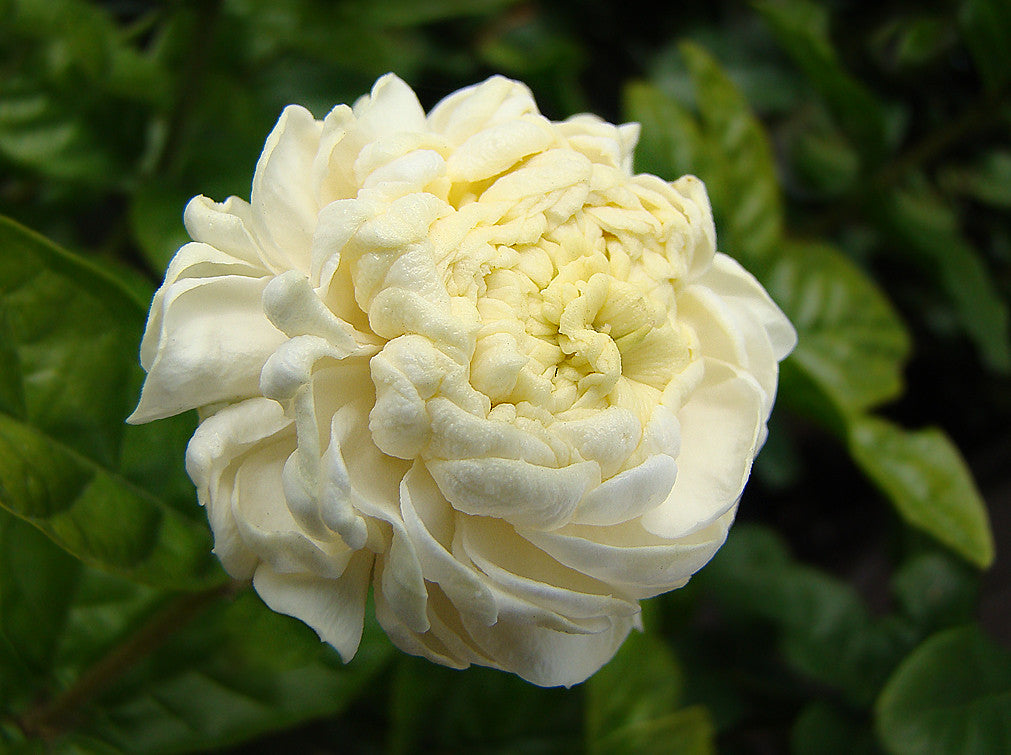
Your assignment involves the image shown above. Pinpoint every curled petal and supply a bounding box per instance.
[571,454,678,526]
[428,457,600,530]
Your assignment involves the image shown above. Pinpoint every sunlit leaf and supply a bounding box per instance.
[876,625,1011,755]
[848,417,995,569]
[768,240,911,417]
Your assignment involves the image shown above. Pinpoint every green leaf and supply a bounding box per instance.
[755,0,891,158]
[626,59,912,425]
[0,509,82,710]
[624,81,702,186]
[876,181,1011,373]
[342,0,522,27]
[848,417,995,569]
[958,0,1011,93]
[591,706,715,755]
[940,151,1011,208]
[0,216,222,589]
[388,656,582,754]
[586,629,716,754]
[625,45,783,264]
[586,631,683,748]
[128,182,192,276]
[876,625,1011,755]
[792,702,878,755]
[786,112,860,197]
[679,42,784,263]
[768,240,911,418]
[56,591,393,753]
[700,525,913,704]
[891,553,979,633]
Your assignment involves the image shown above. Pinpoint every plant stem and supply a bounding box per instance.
[17,581,241,743]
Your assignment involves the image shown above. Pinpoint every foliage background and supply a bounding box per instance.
[0,0,1009,752]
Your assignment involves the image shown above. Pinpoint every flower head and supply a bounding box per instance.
[130,74,796,687]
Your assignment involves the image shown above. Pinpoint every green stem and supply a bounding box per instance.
[17,581,242,743]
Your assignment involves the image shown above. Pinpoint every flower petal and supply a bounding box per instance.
[427,457,600,530]
[252,550,373,662]
[129,275,285,423]
[642,360,765,538]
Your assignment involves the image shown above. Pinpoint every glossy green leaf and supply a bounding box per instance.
[958,0,1011,92]
[55,591,393,753]
[768,240,911,417]
[755,0,890,158]
[586,631,684,749]
[877,181,1011,373]
[876,625,1011,755]
[0,216,222,589]
[848,417,995,569]
[0,509,82,710]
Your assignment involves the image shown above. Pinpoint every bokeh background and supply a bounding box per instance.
[1,0,1009,752]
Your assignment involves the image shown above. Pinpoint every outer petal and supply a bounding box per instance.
[427,75,539,144]
[183,195,264,268]
[185,397,294,578]
[427,457,600,530]
[129,275,285,423]
[522,512,735,600]
[249,105,324,272]
[680,254,796,418]
[252,551,373,662]
[641,359,765,539]
[570,454,678,526]
[458,602,638,688]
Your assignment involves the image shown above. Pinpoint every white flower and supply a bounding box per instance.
[129,74,796,687]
